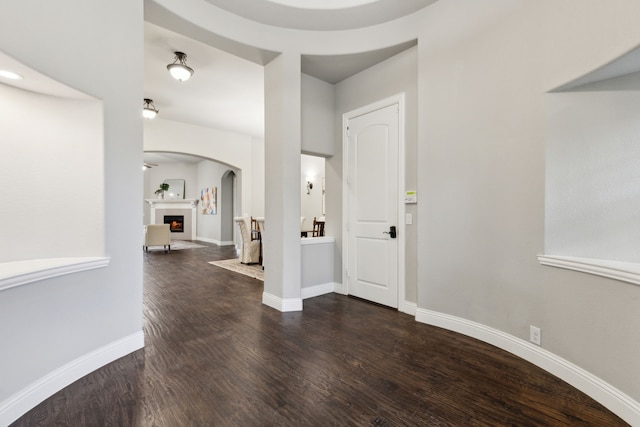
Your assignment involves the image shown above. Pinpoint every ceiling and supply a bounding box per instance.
[203,0,438,31]
[144,22,265,138]
[143,0,439,163]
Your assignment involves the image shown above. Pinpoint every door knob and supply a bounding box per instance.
[383,226,397,238]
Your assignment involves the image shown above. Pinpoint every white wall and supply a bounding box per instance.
[302,73,334,156]
[251,137,265,217]
[0,0,144,424]
[145,163,198,200]
[0,85,103,261]
[546,90,640,262]
[417,0,640,408]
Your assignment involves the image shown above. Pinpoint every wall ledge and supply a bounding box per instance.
[538,254,640,286]
[301,236,335,245]
[415,308,640,426]
[0,257,110,292]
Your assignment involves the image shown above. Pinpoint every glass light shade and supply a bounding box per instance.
[143,108,158,119]
[167,64,194,82]
[143,98,158,119]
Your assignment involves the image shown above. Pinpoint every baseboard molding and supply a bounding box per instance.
[195,237,234,246]
[0,331,144,426]
[196,236,218,245]
[402,301,417,316]
[262,292,303,312]
[333,282,347,295]
[415,308,640,426]
[301,282,334,300]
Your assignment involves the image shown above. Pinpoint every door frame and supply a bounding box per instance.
[342,93,406,312]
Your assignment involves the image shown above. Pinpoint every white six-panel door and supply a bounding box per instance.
[345,102,400,308]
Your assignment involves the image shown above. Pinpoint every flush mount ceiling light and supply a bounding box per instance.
[166,51,194,82]
[0,69,23,80]
[143,98,159,119]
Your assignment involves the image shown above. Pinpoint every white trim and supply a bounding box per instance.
[342,93,406,309]
[0,331,144,426]
[333,282,347,295]
[538,254,640,287]
[0,257,110,292]
[196,236,217,244]
[196,237,235,246]
[300,236,335,245]
[262,292,303,312]
[415,308,640,426]
[301,282,335,299]
[402,301,417,316]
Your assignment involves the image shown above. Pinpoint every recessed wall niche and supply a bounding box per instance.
[0,59,104,263]
[543,47,640,279]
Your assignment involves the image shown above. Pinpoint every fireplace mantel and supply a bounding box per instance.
[145,199,199,240]
[144,199,199,209]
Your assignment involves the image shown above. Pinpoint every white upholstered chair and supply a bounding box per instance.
[234,216,261,264]
[144,224,171,253]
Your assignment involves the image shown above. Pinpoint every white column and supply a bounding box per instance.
[262,51,303,312]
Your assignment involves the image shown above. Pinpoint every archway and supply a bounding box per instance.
[221,170,237,246]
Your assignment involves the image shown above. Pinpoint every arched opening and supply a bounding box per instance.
[221,170,237,246]
[143,151,242,246]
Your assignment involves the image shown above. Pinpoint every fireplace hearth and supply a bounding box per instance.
[164,215,184,233]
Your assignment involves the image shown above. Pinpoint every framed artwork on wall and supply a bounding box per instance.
[200,186,217,215]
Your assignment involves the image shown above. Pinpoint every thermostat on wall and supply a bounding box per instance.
[405,191,417,204]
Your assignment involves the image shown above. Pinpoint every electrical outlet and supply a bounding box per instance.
[530,325,541,345]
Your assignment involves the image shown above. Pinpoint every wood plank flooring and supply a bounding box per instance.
[11,243,628,426]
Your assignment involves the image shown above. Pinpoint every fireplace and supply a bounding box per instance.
[164,215,184,233]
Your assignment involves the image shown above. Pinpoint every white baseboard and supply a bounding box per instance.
[0,331,144,426]
[332,282,347,295]
[401,301,417,316]
[301,282,335,300]
[196,236,217,244]
[262,292,303,312]
[415,308,640,426]
[195,237,234,246]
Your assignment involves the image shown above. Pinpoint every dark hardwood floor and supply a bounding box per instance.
[12,243,628,426]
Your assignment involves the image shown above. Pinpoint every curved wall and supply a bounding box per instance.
[0,0,144,425]
[417,0,640,423]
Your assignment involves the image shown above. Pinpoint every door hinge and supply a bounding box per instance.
[346,268,350,278]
